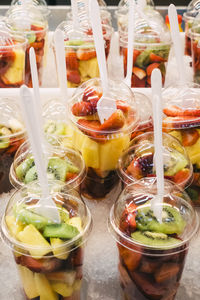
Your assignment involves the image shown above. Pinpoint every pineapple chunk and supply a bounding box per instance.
[99,135,130,171]
[67,217,82,233]
[35,273,58,300]
[6,215,24,238]
[17,224,51,258]
[50,238,69,260]
[73,279,82,291]
[79,58,99,79]
[2,49,25,84]
[185,138,200,164]
[18,265,39,299]
[51,281,73,297]
[169,130,182,143]
[81,136,100,169]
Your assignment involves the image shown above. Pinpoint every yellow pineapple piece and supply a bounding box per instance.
[6,215,24,238]
[17,224,51,258]
[35,273,58,300]
[67,217,82,233]
[185,137,200,164]
[169,130,182,143]
[99,134,130,171]
[18,265,39,299]
[51,281,73,297]
[73,279,82,291]
[50,238,69,260]
[79,58,99,79]
[2,49,25,84]
[81,136,100,169]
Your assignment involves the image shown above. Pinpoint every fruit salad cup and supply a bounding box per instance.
[118,132,193,190]
[10,140,86,193]
[131,92,153,140]
[0,30,27,87]
[53,21,112,88]
[6,4,48,87]
[120,18,171,88]
[68,78,139,200]
[1,181,92,300]
[0,97,25,194]
[162,84,200,205]
[108,178,199,300]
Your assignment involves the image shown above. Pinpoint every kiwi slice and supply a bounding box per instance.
[43,223,79,239]
[24,165,38,184]
[131,231,181,247]
[16,157,34,181]
[136,205,186,235]
[47,157,79,181]
[163,151,188,176]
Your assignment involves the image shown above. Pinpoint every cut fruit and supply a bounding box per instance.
[81,135,100,169]
[146,63,160,76]
[135,50,151,68]
[100,110,125,131]
[6,215,24,238]
[79,57,99,79]
[164,105,200,117]
[19,255,62,273]
[18,265,39,299]
[131,231,181,247]
[34,273,58,300]
[163,150,188,177]
[67,70,81,84]
[149,52,166,62]
[118,243,141,271]
[67,217,82,233]
[46,271,76,285]
[48,157,79,182]
[154,263,180,283]
[181,129,199,146]
[50,238,69,260]
[51,281,73,297]
[2,49,25,84]
[132,67,146,80]
[76,49,96,61]
[24,165,38,183]
[15,157,34,181]
[66,51,79,71]
[72,101,94,116]
[17,224,51,258]
[185,138,200,163]
[43,223,79,239]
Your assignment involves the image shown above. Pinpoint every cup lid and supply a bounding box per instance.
[10,0,50,18]
[184,0,200,20]
[163,83,200,129]
[134,92,152,131]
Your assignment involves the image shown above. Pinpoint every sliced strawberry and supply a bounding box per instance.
[31,24,44,32]
[146,63,160,76]
[132,67,146,80]
[72,101,94,116]
[126,158,142,179]
[77,119,102,139]
[66,51,79,70]
[123,49,141,65]
[163,116,200,129]
[82,86,101,110]
[66,172,78,181]
[181,129,199,146]
[163,105,200,117]
[67,70,81,84]
[100,109,125,131]
[116,100,130,113]
[126,202,137,214]
[149,53,166,63]
[76,49,96,61]
[132,74,146,88]
[173,169,190,185]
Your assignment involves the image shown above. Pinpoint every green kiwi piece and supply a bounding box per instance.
[24,165,38,184]
[136,205,186,235]
[131,231,181,247]
[164,151,188,176]
[16,157,34,181]
[47,157,79,181]
[43,223,79,239]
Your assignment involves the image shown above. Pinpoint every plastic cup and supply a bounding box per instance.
[53,21,112,88]
[0,97,25,194]
[1,181,92,300]
[10,0,51,19]
[118,131,193,190]
[190,23,200,83]
[66,8,112,26]
[6,4,48,87]
[120,18,171,87]
[131,92,153,140]
[0,31,27,88]
[108,178,199,300]
[10,140,86,193]
[68,78,139,199]
[162,83,200,205]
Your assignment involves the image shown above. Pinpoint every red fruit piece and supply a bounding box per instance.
[163,116,200,130]
[181,128,199,146]
[76,49,96,61]
[31,24,44,32]
[146,63,160,76]
[72,101,94,116]
[149,52,166,63]
[82,86,101,110]
[100,109,125,131]
[20,256,62,273]
[67,70,81,84]
[66,172,78,181]
[126,158,142,179]
[132,74,146,87]
[132,66,146,80]
[66,51,79,70]
[154,263,180,283]
[118,243,141,271]
[116,100,130,113]
[164,105,200,117]
[77,119,102,139]
[173,169,190,185]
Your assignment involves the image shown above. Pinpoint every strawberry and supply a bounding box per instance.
[66,172,78,181]
[116,100,130,113]
[67,70,81,84]
[132,67,146,80]
[72,101,94,116]
[123,49,141,65]
[126,158,142,179]
[163,105,200,117]
[173,169,190,185]
[149,53,166,63]
[132,74,146,88]
[82,86,101,110]
[66,51,79,70]
[181,129,199,146]
[76,49,96,61]
[100,109,125,131]
[31,24,44,32]
[146,63,160,76]
[77,119,101,139]
[163,116,200,130]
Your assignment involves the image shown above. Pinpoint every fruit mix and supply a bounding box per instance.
[5,195,84,300]
[0,38,26,88]
[0,120,25,193]
[122,43,170,88]
[163,100,200,205]
[25,24,47,87]
[69,81,138,198]
[118,196,188,300]
[184,20,193,56]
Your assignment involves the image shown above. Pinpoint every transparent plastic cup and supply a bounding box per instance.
[118,132,193,190]
[0,30,27,87]
[120,17,171,87]
[68,78,139,200]
[1,181,92,300]
[10,0,51,19]
[53,21,112,88]
[6,4,48,87]
[10,140,86,193]
[131,92,153,140]
[0,97,25,194]
[162,83,200,205]
[190,23,200,83]
[108,178,199,300]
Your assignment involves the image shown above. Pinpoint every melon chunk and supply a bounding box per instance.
[35,273,58,300]
[50,238,69,260]
[18,265,39,299]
